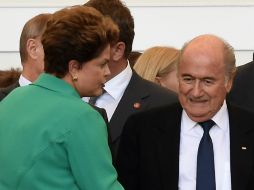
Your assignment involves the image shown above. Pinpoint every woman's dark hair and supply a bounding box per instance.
[42,6,119,78]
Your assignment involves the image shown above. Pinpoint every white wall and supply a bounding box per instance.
[0,1,254,70]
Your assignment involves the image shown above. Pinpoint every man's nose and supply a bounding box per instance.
[192,81,203,97]
[105,64,111,77]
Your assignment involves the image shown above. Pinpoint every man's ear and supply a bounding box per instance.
[226,71,236,93]
[111,42,125,61]
[26,39,37,59]
[226,77,234,93]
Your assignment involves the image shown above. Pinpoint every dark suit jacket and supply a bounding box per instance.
[0,81,19,101]
[90,105,112,147]
[109,72,178,160]
[227,54,254,113]
[117,102,254,190]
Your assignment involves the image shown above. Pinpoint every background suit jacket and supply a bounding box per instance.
[227,53,254,113]
[109,72,178,160]
[117,102,254,190]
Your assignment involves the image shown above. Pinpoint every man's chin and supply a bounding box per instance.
[185,109,211,122]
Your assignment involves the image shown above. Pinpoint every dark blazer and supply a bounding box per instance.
[90,105,112,147]
[109,72,178,159]
[116,102,254,190]
[227,53,254,113]
[0,81,19,101]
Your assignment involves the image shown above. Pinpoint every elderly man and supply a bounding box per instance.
[116,34,254,190]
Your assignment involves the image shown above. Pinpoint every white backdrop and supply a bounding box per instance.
[0,1,254,69]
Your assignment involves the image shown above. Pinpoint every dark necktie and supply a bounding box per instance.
[89,89,106,105]
[196,120,216,190]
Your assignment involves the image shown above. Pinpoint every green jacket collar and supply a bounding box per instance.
[32,73,80,98]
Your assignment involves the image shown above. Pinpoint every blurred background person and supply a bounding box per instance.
[134,46,180,93]
[227,52,254,113]
[0,6,124,190]
[128,51,142,67]
[0,68,21,88]
[0,13,51,101]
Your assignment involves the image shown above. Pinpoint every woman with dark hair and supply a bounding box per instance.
[0,68,21,88]
[0,6,123,190]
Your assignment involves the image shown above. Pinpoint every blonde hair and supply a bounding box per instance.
[134,46,180,82]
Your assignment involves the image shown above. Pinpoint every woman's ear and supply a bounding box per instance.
[68,60,79,81]
[155,76,162,86]
[111,42,125,61]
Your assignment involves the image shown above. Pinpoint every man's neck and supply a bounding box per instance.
[21,67,39,83]
[107,59,128,81]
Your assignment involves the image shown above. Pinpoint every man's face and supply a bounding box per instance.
[178,45,233,122]
[105,41,126,81]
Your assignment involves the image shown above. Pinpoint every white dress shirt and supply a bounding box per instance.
[179,101,231,190]
[83,63,132,120]
[19,75,31,86]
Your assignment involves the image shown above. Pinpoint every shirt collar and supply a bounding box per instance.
[104,62,132,100]
[182,100,229,132]
[32,73,80,98]
[182,110,197,131]
[19,74,32,87]
[211,100,229,132]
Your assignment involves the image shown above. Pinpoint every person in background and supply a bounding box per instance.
[134,46,180,93]
[0,68,21,88]
[0,13,51,100]
[84,0,178,160]
[227,52,254,112]
[117,34,254,190]
[0,6,124,190]
[128,51,142,67]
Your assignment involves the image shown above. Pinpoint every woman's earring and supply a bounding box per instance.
[72,76,78,81]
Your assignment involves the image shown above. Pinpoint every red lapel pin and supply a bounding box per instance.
[133,102,141,109]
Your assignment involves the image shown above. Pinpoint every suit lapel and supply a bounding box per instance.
[110,72,150,142]
[152,103,254,190]
[156,104,182,190]
[228,104,254,190]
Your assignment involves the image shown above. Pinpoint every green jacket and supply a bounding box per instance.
[0,73,123,190]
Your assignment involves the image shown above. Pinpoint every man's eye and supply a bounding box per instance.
[100,62,107,68]
[204,79,213,85]
[182,77,192,83]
